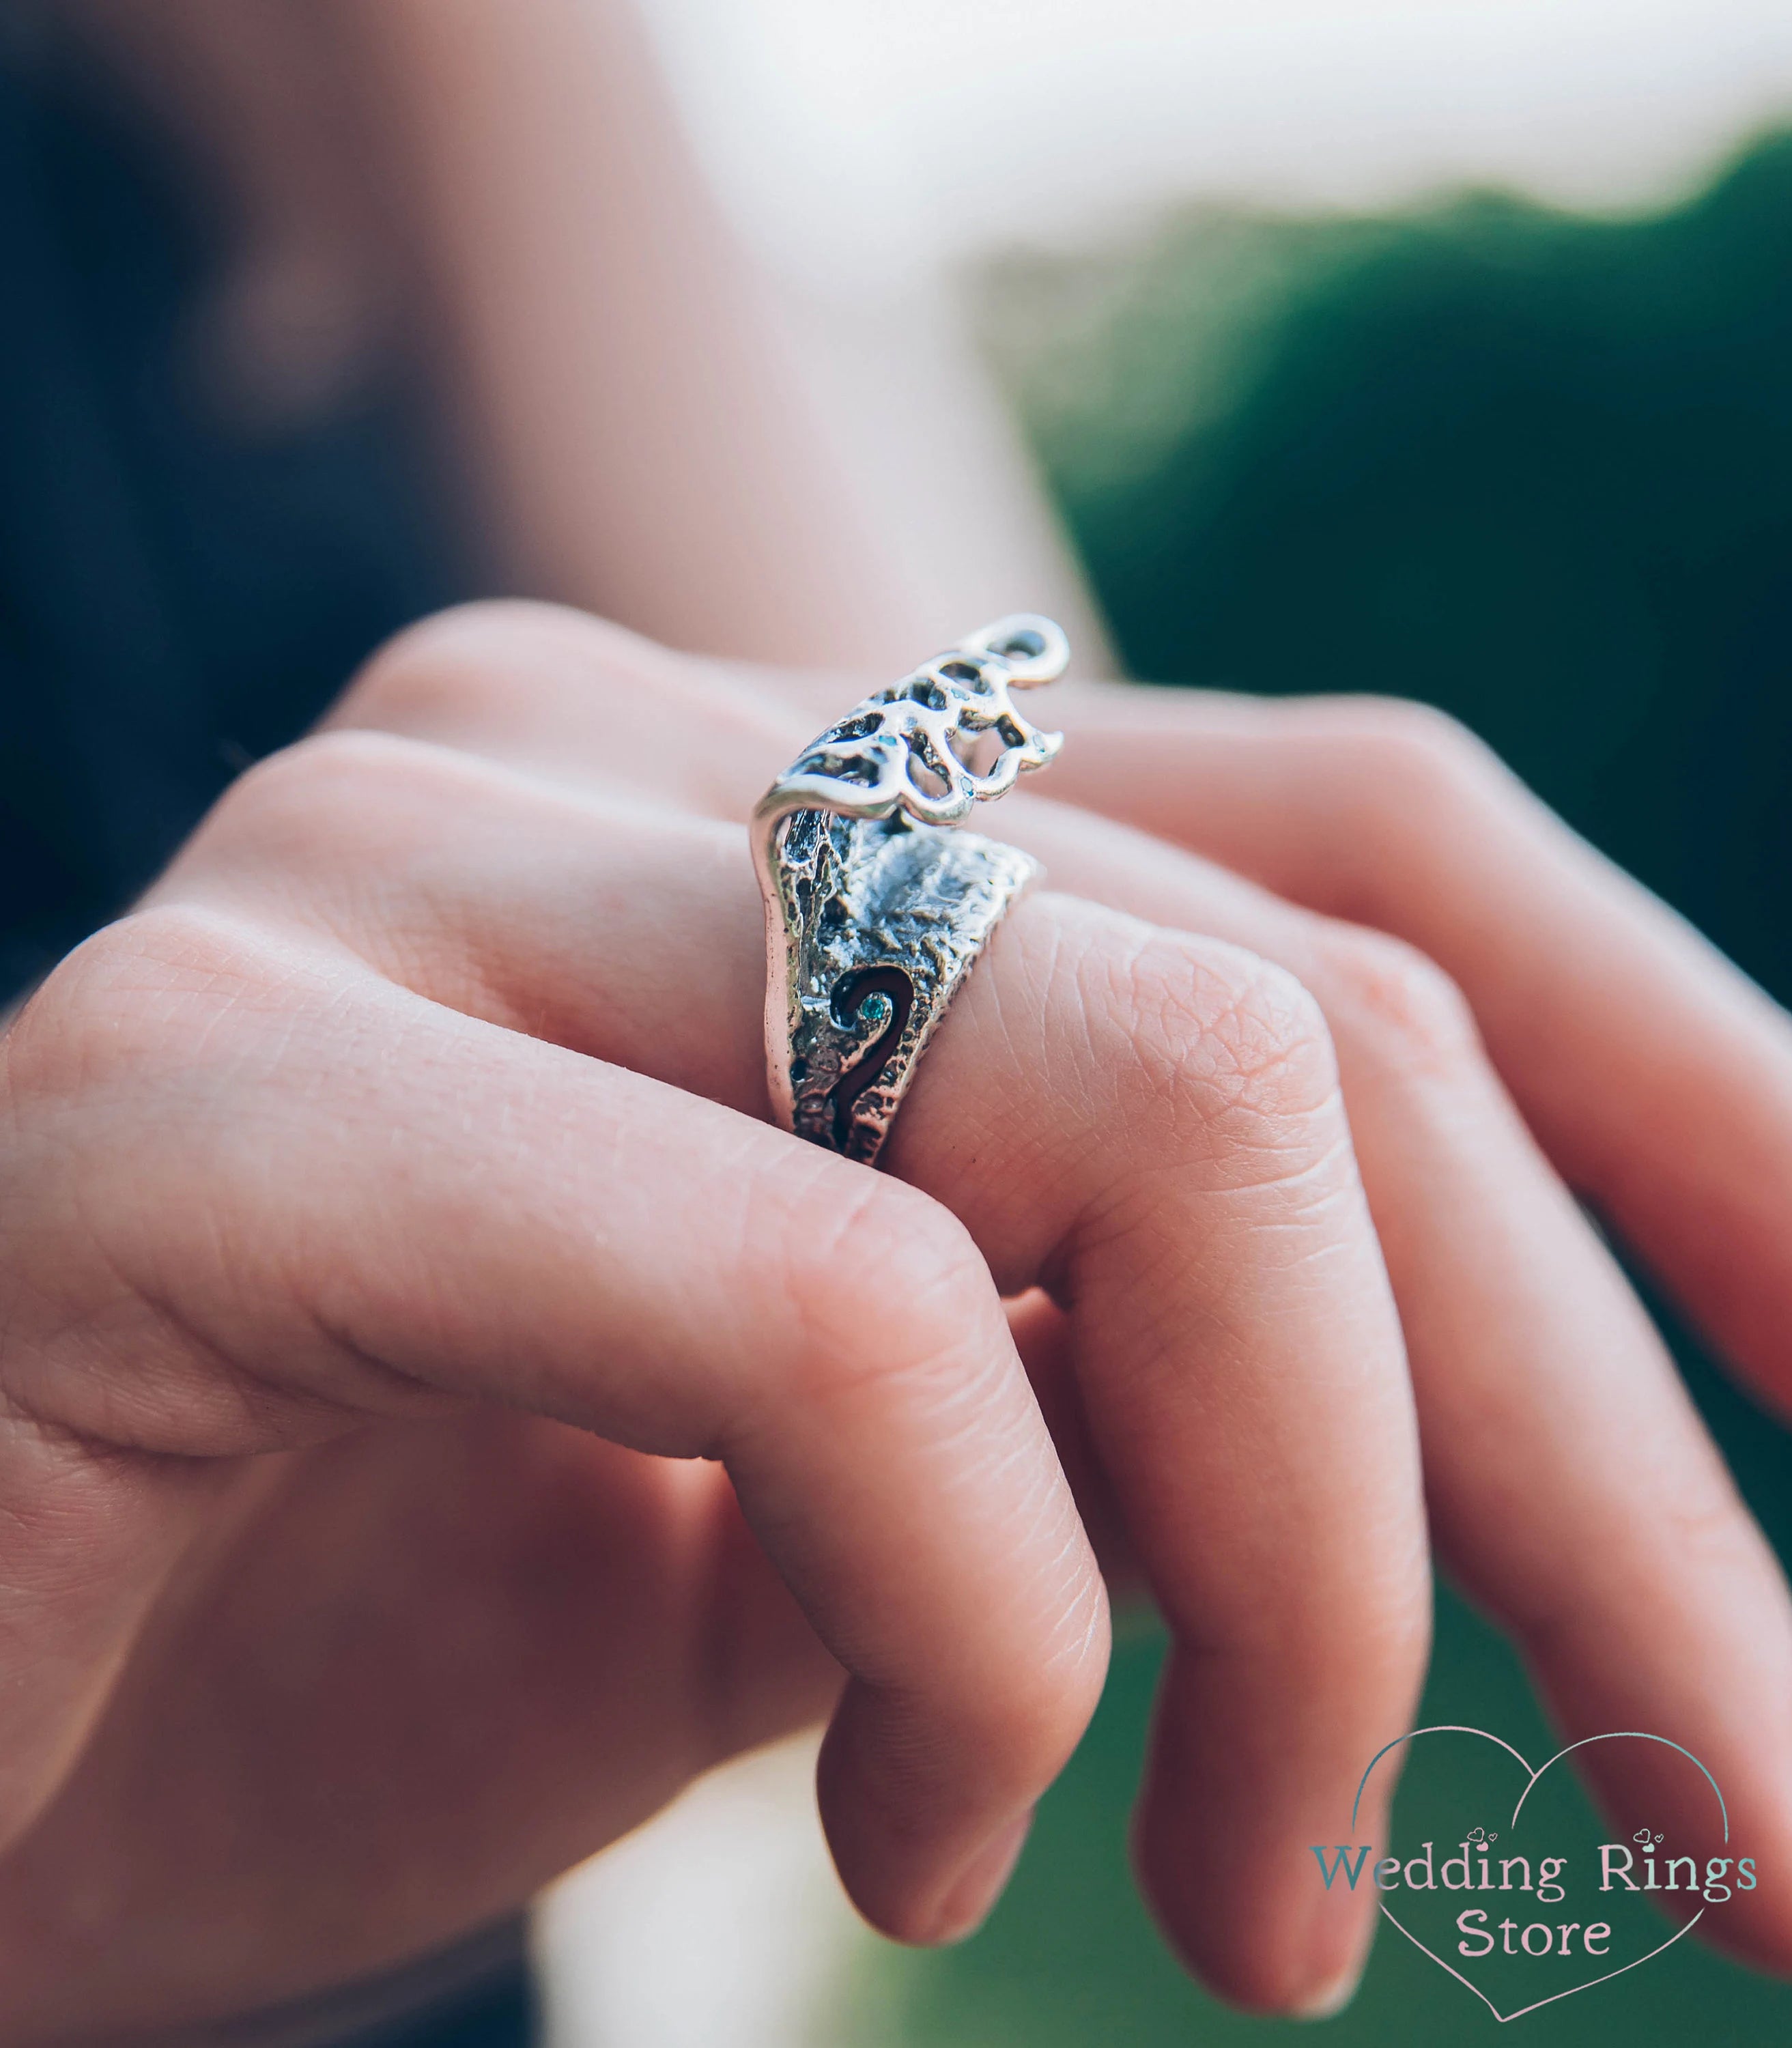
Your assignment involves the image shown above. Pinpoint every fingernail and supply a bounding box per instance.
[927,1812,1034,1943]
[1292,1959,1365,2021]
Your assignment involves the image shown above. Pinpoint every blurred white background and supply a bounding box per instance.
[642,0,1792,288]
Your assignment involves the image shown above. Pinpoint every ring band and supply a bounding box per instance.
[753,615,1069,1165]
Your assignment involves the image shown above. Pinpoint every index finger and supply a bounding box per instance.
[4,903,1109,1948]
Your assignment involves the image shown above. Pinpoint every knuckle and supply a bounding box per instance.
[1311,924,1480,1071]
[229,725,444,814]
[5,902,271,1100]
[984,898,1357,1205]
[1317,696,1514,841]
[1092,915,1342,1139]
[199,728,401,851]
[341,597,686,729]
[1332,694,1496,788]
[776,1169,999,1391]
[195,727,499,868]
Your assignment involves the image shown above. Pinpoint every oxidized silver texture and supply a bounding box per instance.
[754,614,1069,1165]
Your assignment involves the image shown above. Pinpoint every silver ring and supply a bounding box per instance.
[753,614,1069,1165]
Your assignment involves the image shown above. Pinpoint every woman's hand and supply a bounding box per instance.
[0,603,1782,2039]
[336,606,1792,1976]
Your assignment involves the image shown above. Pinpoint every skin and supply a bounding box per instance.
[1,603,1790,2040]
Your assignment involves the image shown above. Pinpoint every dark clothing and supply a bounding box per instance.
[0,27,464,998]
[0,29,527,2048]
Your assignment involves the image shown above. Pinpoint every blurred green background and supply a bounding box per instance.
[848,131,1792,2041]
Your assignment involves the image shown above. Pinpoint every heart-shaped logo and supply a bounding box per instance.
[1333,1726,1736,2023]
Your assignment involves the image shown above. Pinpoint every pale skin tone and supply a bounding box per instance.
[29,2,1784,2036]
[4,604,1792,2042]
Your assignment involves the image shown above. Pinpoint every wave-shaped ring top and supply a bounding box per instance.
[753,615,1068,1163]
[752,614,1068,863]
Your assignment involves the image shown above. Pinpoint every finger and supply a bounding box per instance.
[989,791,1792,1968]
[322,599,801,814]
[1039,685,1792,1419]
[166,730,1430,2015]
[4,902,1107,1948]
[885,886,1430,2015]
[1006,1290,1143,1596]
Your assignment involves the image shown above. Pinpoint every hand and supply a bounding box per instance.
[0,603,1776,2041]
[336,606,1792,1976]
